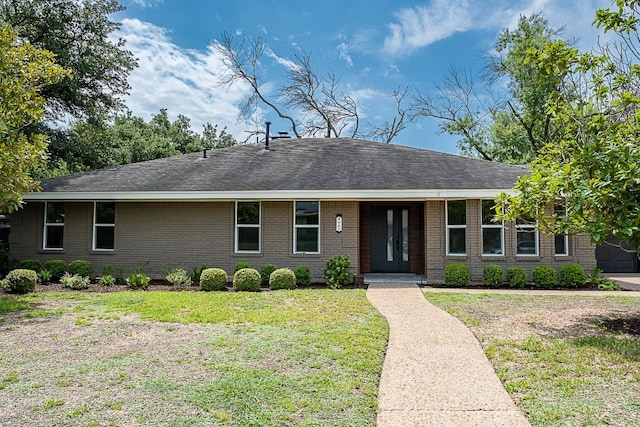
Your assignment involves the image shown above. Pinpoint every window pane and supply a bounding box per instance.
[237,202,259,225]
[482,200,499,225]
[46,202,65,224]
[448,228,466,254]
[447,201,466,225]
[95,226,115,250]
[555,234,567,255]
[96,202,115,224]
[517,231,537,255]
[482,228,503,255]
[238,227,259,251]
[295,201,319,225]
[386,209,393,261]
[296,228,319,253]
[402,209,409,262]
[45,226,64,249]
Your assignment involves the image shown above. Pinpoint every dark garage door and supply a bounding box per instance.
[596,235,639,273]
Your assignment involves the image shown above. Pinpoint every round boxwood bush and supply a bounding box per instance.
[200,268,228,291]
[5,269,38,294]
[18,258,41,272]
[44,260,66,281]
[559,263,586,288]
[532,265,557,289]
[68,260,92,278]
[260,264,277,286]
[507,266,527,288]
[294,265,311,286]
[444,262,469,287]
[270,268,297,290]
[233,268,261,292]
[483,264,504,288]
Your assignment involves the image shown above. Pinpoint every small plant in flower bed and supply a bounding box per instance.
[532,265,557,289]
[37,269,53,285]
[270,268,297,290]
[126,270,150,290]
[559,264,586,288]
[190,265,206,284]
[18,258,42,272]
[98,274,116,287]
[323,255,353,289]
[102,264,123,283]
[233,268,261,292]
[68,260,92,278]
[200,268,228,291]
[60,272,90,290]
[234,261,252,272]
[294,265,311,286]
[507,266,527,288]
[444,262,469,287]
[483,264,504,288]
[260,263,277,286]
[45,260,66,281]
[165,268,192,287]
[588,268,621,291]
[4,269,37,294]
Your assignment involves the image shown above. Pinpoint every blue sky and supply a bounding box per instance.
[116,0,610,154]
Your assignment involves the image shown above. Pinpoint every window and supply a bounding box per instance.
[93,202,115,250]
[446,200,466,255]
[554,204,569,256]
[516,216,538,256]
[294,201,320,253]
[43,202,65,250]
[236,201,260,252]
[481,200,504,255]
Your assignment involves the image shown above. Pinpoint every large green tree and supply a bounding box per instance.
[0,24,70,212]
[0,0,137,122]
[497,0,640,253]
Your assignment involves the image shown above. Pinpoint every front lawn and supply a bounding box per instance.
[425,292,640,427]
[0,290,388,426]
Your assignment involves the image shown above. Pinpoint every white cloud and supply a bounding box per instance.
[115,19,252,140]
[337,43,353,67]
[265,47,299,71]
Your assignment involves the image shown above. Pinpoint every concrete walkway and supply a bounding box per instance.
[367,283,530,427]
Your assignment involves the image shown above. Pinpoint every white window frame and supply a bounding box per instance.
[516,218,539,256]
[293,201,320,254]
[235,201,261,253]
[446,200,466,256]
[554,204,569,256]
[43,201,65,250]
[93,202,115,251]
[481,200,504,256]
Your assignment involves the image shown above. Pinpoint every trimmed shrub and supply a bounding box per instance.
[260,264,277,286]
[294,265,311,286]
[270,268,296,290]
[483,264,504,288]
[233,268,261,292]
[45,260,66,281]
[60,272,90,290]
[68,260,92,278]
[507,266,527,288]
[234,261,252,273]
[200,268,228,291]
[323,255,353,289]
[126,271,150,290]
[18,259,41,272]
[532,266,557,289]
[165,268,192,287]
[5,269,38,294]
[559,264,586,288]
[444,263,469,287]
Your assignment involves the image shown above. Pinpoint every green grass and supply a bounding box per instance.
[0,290,388,426]
[426,292,640,427]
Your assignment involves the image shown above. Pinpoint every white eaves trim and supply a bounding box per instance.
[24,189,518,201]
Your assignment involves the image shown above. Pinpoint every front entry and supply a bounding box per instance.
[370,207,410,272]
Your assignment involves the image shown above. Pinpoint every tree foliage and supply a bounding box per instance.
[497,0,640,253]
[0,0,137,121]
[0,24,70,212]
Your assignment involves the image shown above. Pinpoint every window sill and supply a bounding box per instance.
[39,249,65,254]
[445,255,467,260]
[481,255,506,261]
[291,253,322,258]
[232,252,263,258]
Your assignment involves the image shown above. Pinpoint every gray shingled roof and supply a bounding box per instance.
[39,138,527,193]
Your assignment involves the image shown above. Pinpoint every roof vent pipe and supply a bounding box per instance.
[265,121,271,151]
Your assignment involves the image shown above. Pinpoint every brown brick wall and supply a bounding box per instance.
[9,200,359,282]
